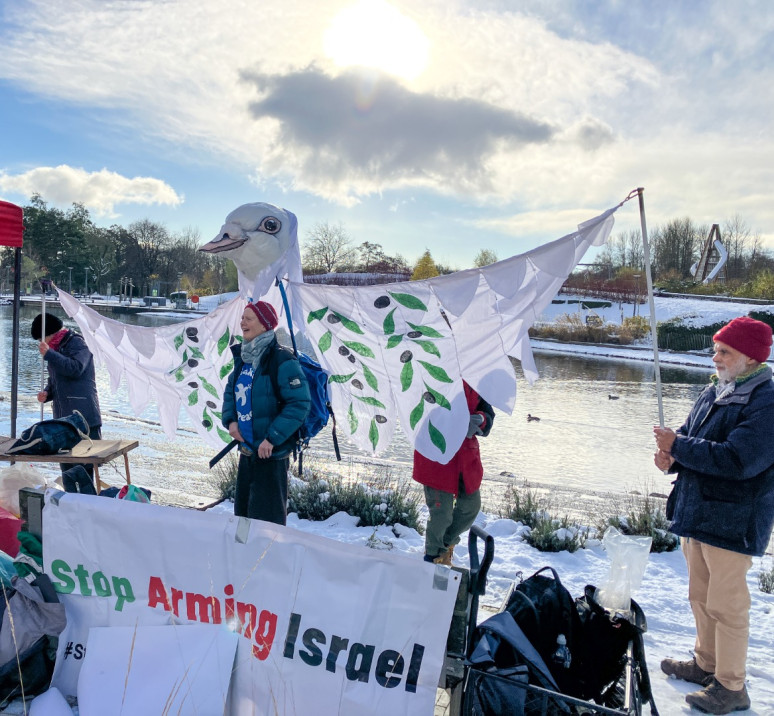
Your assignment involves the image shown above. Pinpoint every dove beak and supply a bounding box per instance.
[199,226,248,254]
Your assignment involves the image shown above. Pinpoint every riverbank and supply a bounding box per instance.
[532,337,715,368]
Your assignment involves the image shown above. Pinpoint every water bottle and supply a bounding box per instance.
[552,633,571,669]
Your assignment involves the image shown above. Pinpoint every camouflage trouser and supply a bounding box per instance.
[423,478,481,559]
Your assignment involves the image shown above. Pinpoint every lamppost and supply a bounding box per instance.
[633,274,641,317]
[68,267,73,294]
[85,267,96,297]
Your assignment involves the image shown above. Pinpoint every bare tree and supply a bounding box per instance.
[125,219,172,296]
[473,249,498,267]
[651,218,702,279]
[607,229,644,271]
[357,241,387,272]
[722,215,761,280]
[302,222,357,273]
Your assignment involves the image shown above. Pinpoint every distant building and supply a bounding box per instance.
[303,272,411,286]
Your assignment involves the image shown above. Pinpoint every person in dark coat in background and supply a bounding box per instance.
[412,382,495,565]
[32,313,102,482]
[222,301,310,526]
[655,316,774,715]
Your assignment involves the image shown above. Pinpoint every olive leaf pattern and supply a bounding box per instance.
[167,322,238,444]
[305,290,455,454]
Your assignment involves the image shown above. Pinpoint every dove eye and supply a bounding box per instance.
[258,217,281,234]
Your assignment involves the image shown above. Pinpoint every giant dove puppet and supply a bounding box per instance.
[57,200,621,463]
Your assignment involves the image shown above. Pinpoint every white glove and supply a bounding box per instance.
[467,413,485,438]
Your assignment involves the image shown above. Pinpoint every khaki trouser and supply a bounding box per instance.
[423,482,481,559]
[682,537,752,691]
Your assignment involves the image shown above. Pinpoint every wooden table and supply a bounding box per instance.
[0,438,138,493]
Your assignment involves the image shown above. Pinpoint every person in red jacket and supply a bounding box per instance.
[413,382,495,565]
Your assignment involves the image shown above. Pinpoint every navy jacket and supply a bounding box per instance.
[667,366,774,556]
[221,335,311,459]
[43,330,102,429]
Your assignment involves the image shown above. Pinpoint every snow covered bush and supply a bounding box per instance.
[287,473,421,530]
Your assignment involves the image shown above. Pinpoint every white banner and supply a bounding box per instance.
[43,493,460,715]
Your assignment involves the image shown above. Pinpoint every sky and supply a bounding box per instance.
[1,0,773,270]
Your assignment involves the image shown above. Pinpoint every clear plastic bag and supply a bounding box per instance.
[595,526,652,613]
[0,465,47,516]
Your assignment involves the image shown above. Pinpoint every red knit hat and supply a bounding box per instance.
[246,301,278,331]
[713,316,772,363]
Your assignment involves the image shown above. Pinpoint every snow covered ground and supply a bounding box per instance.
[3,292,774,715]
[540,292,774,330]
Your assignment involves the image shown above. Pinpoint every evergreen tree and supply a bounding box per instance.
[411,250,439,280]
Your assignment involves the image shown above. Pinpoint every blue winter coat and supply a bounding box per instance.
[43,330,102,429]
[666,366,774,556]
[221,335,311,459]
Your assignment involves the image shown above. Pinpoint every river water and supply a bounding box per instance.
[0,304,710,514]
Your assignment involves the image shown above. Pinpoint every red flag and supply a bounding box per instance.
[0,200,24,248]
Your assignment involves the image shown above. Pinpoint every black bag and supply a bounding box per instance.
[464,611,571,716]
[62,465,97,495]
[504,567,581,693]
[573,586,655,710]
[6,411,89,456]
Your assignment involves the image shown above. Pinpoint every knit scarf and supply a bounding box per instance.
[711,363,768,399]
[240,330,274,368]
[48,329,68,351]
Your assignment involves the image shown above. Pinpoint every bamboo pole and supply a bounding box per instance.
[637,188,664,428]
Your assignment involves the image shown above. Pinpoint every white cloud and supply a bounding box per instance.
[0,166,183,217]
[0,1,652,204]
[0,0,772,242]
[471,207,613,239]
[243,66,562,203]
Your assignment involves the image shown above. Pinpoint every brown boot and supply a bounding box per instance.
[661,656,714,686]
[685,678,750,714]
[433,545,454,566]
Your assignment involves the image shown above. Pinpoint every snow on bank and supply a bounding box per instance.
[541,293,774,329]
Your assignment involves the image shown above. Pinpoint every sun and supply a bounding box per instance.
[324,0,430,81]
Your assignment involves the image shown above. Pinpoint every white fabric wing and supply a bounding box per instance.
[58,290,244,449]
[293,282,468,464]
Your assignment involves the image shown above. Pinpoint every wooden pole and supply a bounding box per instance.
[637,188,664,428]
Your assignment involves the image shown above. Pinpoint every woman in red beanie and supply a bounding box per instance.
[654,316,774,714]
[221,301,310,525]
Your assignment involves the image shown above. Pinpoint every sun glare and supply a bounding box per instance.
[324,0,430,81]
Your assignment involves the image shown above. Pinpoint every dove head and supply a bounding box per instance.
[199,202,298,280]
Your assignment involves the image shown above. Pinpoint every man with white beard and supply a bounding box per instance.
[654,316,774,715]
